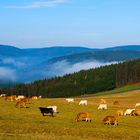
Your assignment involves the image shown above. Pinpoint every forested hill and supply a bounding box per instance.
[1,59,140,98]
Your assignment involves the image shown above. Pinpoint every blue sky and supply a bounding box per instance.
[0,0,140,48]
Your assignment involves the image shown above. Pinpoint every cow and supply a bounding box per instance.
[38,96,42,99]
[116,110,123,116]
[16,101,26,108]
[98,104,107,110]
[32,96,38,100]
[135,103,140,108]
[66,98,74,103]
[39,107,54,117]
[75,112,91,122]
[131,109,140,116]
[17,95,25,100]
[47,106,58,113]
[5,95,16,102]
[103,116,118,126]
[79,100,87,105]
[113,101,119,105]
[124,109,135,116]
[100,99,106,104]
[0,94,6,98]
[20,98,30,103]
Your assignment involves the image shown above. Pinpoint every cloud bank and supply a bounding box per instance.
[41,60,118,78]
[0,67,17,81]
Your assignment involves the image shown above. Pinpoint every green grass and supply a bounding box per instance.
[87,82,140,97]
[0,90,140,140]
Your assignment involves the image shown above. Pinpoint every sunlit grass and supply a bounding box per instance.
[0,90,140,140]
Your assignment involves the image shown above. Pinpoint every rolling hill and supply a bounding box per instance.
[0,45,140,86]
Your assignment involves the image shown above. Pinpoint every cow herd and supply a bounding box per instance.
[66,98,140,126]
[0,94,42,108]
[0,94,140,126]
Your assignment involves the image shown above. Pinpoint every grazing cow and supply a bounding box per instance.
[135,103,140,108]
[75,112,91,122]
[32,96,38,100]
[116,110,123,116]
[39,107,54,117]
[131,109,140,116]
[0,94,6,98]
[17,95,25,100]
[100,99,106,104]
[79,100,87,105]
[38,96,42,99]
[5,95,16,102]
[66,98,74,102]
[16,101,26,108]
[103,116,118,126]
[20,98,30,103]
[98,104,107,110]
[47,106,58,113]
[113,101,119,105]
[124,109,135,116]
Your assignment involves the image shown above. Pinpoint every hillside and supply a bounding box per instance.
[0,45,140,86]
[2,59,140,98]
[104,45,140,51]
[41,50,140,65]
[0,45,27,57]
[23,46,93,59]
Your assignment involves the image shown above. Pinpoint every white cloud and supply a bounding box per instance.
[2,58,26,68]
[42,60,118,77]
[5,0,67,9]
[0,67,17,81]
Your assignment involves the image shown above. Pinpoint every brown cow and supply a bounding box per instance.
[103,116,118,126]
[100,99,106,104]
[116,110,123,116]
[75,112,91,122]
[32,96,38,100]
[5,95,16,101]
[20,98,30,103]
[131,109,140,116]
[113,101,119,105]
[16,101,26,108]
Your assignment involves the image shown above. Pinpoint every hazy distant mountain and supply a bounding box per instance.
[104,45,140,51]
[42,50,140,65]
[0,44,140,86]
[0,45,27,57]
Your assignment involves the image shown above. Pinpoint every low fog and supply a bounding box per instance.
[0,67,17,81]
[43,60,118,77]
[0,58,118,83]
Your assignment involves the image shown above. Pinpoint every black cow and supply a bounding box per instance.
[39,107,54,116]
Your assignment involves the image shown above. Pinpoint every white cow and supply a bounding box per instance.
[0,94,6,97]
[79,100,87,105]
[47,106,57,113]
[38,96,42,99]
[135,103,140,108]
[124,109,135,116]
[98,104,107,110]
[66,98,74,102]
[17,95,25,100]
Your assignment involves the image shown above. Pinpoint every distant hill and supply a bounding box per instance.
[0,45,27,57]
[0,44,140,87]
[104,45,140,51]
[23,46,93,59]
[40,50,140,65]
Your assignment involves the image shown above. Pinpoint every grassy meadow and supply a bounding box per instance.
[0,90,140,140]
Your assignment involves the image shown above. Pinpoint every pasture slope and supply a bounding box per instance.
[0,90,140,140]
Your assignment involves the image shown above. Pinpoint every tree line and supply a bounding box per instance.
[1,59,140,97]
